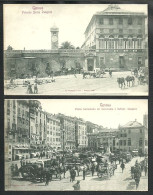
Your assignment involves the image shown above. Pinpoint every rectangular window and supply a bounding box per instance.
[129,29,133,34]
[128,17,132,25]
[109,18,113,25]
[138,57,142,65]
[124,140,126,146]
[100,29,104,33]
[139,138,143,146]
[138,29,142,34]
[108,40,114,49]
[109,29,114,34]
[99,39,105,49]
[119,18,123,25]
[99,18,104,25]
[119,29,123,34]
[128,138,131,146]
[140,129,142,133]
[120,140,122,146]
[138,18,142,25]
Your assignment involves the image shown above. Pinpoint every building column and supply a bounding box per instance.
[84,59,88,71]
[133,40,135,49]
[124,40,126,49]
[94,57,96,70]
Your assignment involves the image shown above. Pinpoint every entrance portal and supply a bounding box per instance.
[87,59,94,71]
[119,56,125,68]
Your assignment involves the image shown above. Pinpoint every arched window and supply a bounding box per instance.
[127,36,133,49]
[118,35,123,49]
[108,35,114,49]
[99,35,105,49]
[137,35,142,49]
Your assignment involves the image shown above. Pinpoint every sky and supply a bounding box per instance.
[3,4,147,50]
[38,99,148,129]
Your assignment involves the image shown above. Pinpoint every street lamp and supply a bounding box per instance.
[62,129,65,157]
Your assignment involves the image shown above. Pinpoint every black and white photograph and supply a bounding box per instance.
[4,99,148,191]
[3,4,148,96]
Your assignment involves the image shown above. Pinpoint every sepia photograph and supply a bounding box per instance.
[3,4,148,96]
[4,99,148,191]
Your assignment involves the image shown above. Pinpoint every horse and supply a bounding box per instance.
[138,74,145,85]
[117,77,125,89]
[125,76,135,87]
[96,70,106,78]
[83,71,96,79]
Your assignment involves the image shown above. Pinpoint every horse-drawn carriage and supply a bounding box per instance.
[19,159,64,181]
[97,163,114,178]
[83,69,106,79]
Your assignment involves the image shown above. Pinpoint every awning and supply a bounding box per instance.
[119,54,125,57]
[15,154,23,157]
[23,57,36,59]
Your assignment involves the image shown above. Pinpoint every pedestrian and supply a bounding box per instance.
[144,164,147,176]
[91,165,95,176]
[70,168,76,182]
[10,164,15,177]
[109,68,112,78]
[134,168,141,190]
[45,170,50,186]
[120,161,125,173]
[83,167,86,180]
[73,180,80,191]
[14,164,19,176]
[20,159,23,167]
[34,82,38,94]
[74,69,77,78]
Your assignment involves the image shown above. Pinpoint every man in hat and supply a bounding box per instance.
[73,180,80,191]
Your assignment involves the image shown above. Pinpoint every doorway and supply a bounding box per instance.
[87,59,94,71]
[119,56,125,68]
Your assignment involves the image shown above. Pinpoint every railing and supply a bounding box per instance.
[4,49,96,54]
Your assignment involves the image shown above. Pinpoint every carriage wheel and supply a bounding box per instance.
[21,166,35,179]
[97,172,102,178]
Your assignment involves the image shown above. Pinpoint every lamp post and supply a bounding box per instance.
[62,129,65,157]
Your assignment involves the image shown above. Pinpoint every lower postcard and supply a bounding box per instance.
[4,99,148,191]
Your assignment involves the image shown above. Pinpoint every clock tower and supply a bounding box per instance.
[50,24,59,50]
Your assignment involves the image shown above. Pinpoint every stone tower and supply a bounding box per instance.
[50,24,59,50]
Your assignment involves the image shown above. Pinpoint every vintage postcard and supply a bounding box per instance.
[5,99,148,191]
[3,4,148,96]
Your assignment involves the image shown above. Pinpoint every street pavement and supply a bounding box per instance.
[5,157,148,191]
[4,72,148,95]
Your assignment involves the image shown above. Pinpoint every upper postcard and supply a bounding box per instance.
[3,4,148,96]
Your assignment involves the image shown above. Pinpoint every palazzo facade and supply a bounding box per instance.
[82,4,148,71]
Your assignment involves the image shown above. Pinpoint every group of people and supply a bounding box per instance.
[27,82,38,94]
[131,159,148,190]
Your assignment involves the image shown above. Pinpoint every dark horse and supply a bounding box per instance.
[117,77,125,89]
[125,76,135,87]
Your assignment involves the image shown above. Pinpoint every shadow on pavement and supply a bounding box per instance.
[126,181,136,191]
[91,176,109,181]
[123,177,132,181]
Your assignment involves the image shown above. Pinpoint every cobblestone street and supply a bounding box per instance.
[5,71,148,96]
[6,157,148,191]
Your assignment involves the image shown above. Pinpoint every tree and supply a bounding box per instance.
[59,58,66,70]
[30,63,40,77]
[45,62,52,76]
[7,45,13,51]
[60,41,75,49]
